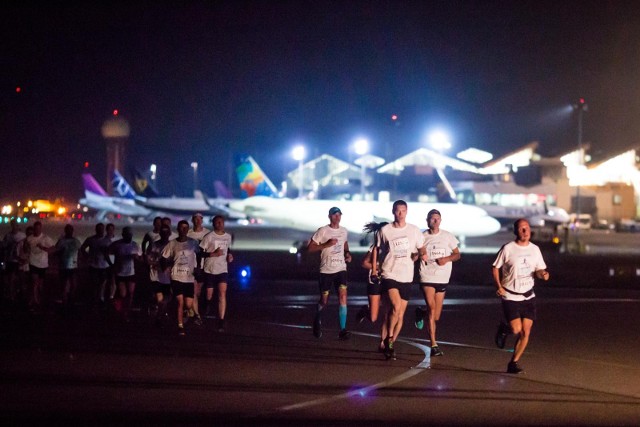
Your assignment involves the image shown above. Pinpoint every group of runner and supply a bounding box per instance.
[0,214,234,336]
[307,200,549,374]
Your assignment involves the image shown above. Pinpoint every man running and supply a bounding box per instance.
[162,220,200,336]
[146,224,172,327]
[2,220,26,304]
[493,218,550,374]
[200,215,233,332]
[25,221,55,311]
[371,200,427,360]
[80,223,110,306]
[307,206,352,340]
[55,224,82,308]
[108,226,141,322]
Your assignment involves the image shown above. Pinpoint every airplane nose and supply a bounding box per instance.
[480,215,501,234]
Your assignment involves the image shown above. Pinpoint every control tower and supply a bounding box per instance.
[101,113,130,195]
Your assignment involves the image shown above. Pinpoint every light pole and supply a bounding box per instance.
[292,145,306,199]
[191,162,198,193]
[573,98,588,223]
[354,138,369,200]
[150,164,157,181]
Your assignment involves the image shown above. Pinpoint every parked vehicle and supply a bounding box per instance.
[616,218,640,232]
[568,213,592,230]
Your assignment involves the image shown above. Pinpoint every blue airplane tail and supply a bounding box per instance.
[112,170,139,199]
[235,155,278,198]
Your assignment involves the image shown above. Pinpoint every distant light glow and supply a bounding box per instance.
[292,145,306,161]
[428,129,452,152]
[84,161,90,168]
[113,109,119,116]
[391,114,398,121]
[353,138,369,156]
[15,87,21,93]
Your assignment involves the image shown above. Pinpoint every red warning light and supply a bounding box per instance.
[113,109,119,116]
[15,87,21,93]
[84,161,90,168]
[391,114,398,121]
[579,98,585,104]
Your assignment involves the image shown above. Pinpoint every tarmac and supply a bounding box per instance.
[1,221,640,425]
[2,273,640,426]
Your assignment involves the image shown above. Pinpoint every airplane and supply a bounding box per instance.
[434,169,571,227]
[480,203,570,228]
[228,156,501,241]
[79,173,152,219]
[111,170,246,220]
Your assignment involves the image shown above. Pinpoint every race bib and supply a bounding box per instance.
[515,255,534,289]
[392,237,409,259]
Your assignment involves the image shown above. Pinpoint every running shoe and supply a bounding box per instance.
[356,305,369,324]
[384,338,397,360]
[178,325,186,336]
[338,329,351,340]
[313,313,322,338]
[430,346,444,357]
[414,306,425,330]
[507,361,525,374]
[495,322,510,349]
[193,314,203,326]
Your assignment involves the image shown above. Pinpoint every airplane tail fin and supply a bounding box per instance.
[82,173,108,196]
[112,170,139,199]
[235,155,278,198]
[213,180,234,199]
[133,168,161,197]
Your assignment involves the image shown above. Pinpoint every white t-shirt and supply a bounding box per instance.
[56,237,81,270]
[493,241,547,301]
[162,238,199,283]
[188,227,210,269]
[377,223,424,283]
[147,240,171,284]
[311,225,349,274]
[418,229,459,284]
[26,234,55,269]
[109,239,142,277]
[200,231,232,275]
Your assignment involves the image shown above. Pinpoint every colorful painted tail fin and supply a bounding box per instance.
[133,168,161,197]
[82,173,109,196]
[235,155,278,198]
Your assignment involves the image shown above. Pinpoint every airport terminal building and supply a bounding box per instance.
[286,141,640,225]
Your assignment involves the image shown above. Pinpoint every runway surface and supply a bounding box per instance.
[1,219,640,425]
[2,276,640,425]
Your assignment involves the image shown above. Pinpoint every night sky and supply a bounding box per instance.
[3,1,640,202]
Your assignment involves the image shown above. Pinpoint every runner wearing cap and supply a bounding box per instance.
[307,206,352,340]
[414,209,461,357]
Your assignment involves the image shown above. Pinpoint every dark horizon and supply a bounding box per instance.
[3,1,640,201]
